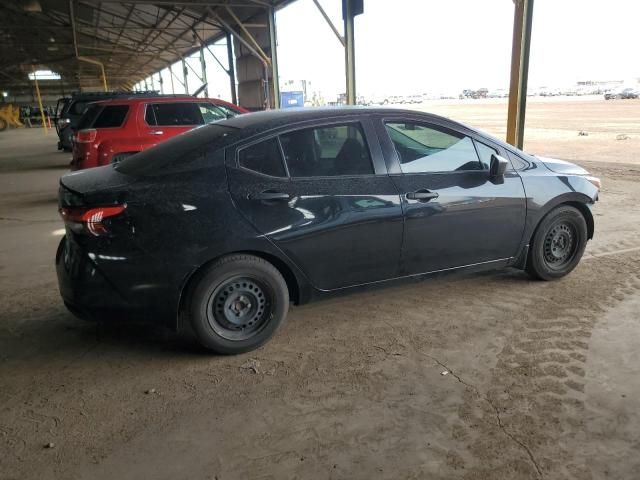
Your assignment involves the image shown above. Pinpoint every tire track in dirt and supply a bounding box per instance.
[443,253,640,479]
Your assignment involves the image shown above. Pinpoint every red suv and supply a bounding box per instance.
[71,96,247,170]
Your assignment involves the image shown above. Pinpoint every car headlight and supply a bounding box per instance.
[586,176,601,191]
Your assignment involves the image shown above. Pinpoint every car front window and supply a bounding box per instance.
[199,103,238,123]
[385,122,483,173]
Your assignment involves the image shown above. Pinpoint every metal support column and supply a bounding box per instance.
[343,0,356,105]
[182,57,189,95]
[226,32,237,105]
[33,71,48,135]
[268,7,280,108]
[200,46,209,97]
[209,8,270,108]
[506,0,534,149]
[168,64,175,94]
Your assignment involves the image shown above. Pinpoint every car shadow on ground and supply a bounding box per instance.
[0,305,208,367]
[1,268,533,365]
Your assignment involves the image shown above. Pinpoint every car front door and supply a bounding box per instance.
[376,116,526,276]
[227,118,404,291]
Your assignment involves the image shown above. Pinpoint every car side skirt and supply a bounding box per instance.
[306,257,513,303]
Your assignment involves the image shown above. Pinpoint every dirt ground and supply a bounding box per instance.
[419,95,640,165]
[1,98,640,480]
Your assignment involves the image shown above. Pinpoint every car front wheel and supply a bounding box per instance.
[526,205,588,280]
[187,254,289,354]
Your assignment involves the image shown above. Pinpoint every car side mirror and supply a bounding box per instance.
[489,154,509,178]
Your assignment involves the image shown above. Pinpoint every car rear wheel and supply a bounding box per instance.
[187,254,289,354]
[526,205,588,280]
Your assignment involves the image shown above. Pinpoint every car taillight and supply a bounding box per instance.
[76,129,97,143]
[60,205,126,236]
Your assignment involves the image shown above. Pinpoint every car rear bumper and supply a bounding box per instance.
[56,236,129,319]
[55,236,177,325]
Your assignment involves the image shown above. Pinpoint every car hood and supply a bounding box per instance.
[537,156,589,175]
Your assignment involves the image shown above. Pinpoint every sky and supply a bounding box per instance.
[137,0,640,102]
[276,0,640,99]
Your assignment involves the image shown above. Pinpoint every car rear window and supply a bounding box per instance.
[69,101,90,115]
[92,105,129,128]
[115,124,238,176]
[145,102,203,126]
[238,138,287,177]
[280,123,374,177]
[76,104,103,130]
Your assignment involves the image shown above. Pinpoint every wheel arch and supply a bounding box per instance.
[175,250,304,331]
[563,200,594,240]
[517,197,594,270]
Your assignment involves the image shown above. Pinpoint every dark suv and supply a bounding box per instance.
[56,108,600,354]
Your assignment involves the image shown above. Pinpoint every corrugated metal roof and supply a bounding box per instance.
[0,0,294,95]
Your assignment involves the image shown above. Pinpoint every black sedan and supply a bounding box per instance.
[56,108,600,354]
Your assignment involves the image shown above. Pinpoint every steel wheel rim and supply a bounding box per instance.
[206,276,272,341]
[543,220,577,270]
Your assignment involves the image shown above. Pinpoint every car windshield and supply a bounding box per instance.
[115,124,239,176]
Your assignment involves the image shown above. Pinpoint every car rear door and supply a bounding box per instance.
[226,117,404,291]
[375,115,526,276]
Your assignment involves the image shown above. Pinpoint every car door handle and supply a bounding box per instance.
[248,191,291,201]
[406,190,439,202]
[149,130,164,135]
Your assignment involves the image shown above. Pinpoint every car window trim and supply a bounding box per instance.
[382,117,485,175]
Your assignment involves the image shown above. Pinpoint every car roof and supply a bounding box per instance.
[220,106,465,132]
[213,106,522,157]
[93,96,238,107]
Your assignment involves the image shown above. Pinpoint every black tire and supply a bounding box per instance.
[526,205,588,280]
[187,254,289,354]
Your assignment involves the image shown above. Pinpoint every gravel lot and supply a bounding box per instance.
[1,98,639,480]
